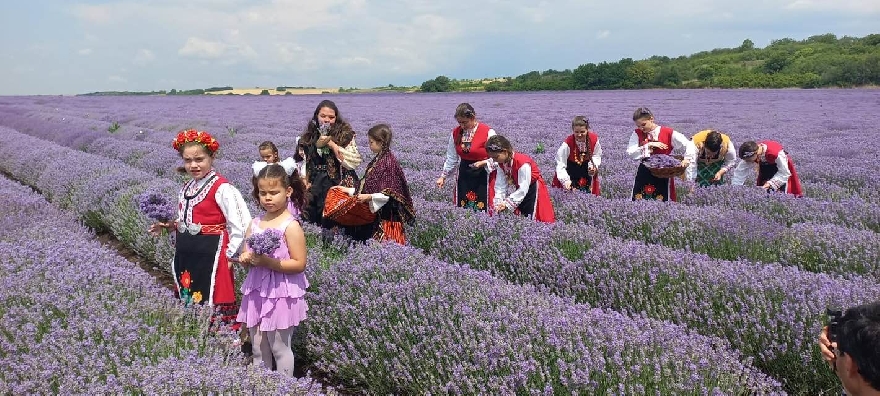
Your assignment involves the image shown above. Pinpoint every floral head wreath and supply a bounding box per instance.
[172,129,220,153]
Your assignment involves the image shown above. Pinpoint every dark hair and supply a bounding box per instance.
[455,103,476,119]
[297,100,344,161]
[738,141,759,159]
[572,116,590,129]
[836,302,880,390]
[485,135,513,154]
[176,141,215,174]
[367,124,393,149]
[251,164,307,212]
[258,141,279,155]
[704,130,723,152]
[633,107,653,121]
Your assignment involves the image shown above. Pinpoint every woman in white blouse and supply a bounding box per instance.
[551,116,602,195]
[625,107,696,202]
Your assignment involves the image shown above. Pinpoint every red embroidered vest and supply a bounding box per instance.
[453,123,491,161]
[635,126,673,155]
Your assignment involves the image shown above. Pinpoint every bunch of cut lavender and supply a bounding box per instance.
[137,191,175,223]
[644,154,682,168]
[317,123,332,156]
[247,228,283,256]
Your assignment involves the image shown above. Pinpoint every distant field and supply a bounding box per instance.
[204,87,337,95]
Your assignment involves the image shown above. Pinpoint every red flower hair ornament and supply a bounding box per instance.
[172,129,220,153]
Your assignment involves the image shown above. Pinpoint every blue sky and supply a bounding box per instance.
[1,0,878,95]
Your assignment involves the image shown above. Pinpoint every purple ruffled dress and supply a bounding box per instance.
[236,215,309,331]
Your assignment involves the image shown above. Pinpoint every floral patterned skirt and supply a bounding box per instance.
[696,161,725,188]
[631,163,674,202]
[172,232,238,325]
[455,159,492,212]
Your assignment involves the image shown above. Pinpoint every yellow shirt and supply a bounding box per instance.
[692,130,730,165]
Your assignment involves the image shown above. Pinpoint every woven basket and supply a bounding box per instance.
[647,155,687,179]
[323,187,377,226]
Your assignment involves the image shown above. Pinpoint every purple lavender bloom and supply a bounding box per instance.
[247,228,283,256]
[643,154,683,168]
[136,191,175,223]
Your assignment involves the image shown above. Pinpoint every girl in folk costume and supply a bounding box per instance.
[253,140,306,218]
[551,115,602,195]
[237,164,309,377]
[436,103,497,212]
[148,129,252,325]
[626,107,697,202]
[731,140,803,197]
[485,135,555,223]
[690,130,737,188]
[295,100,363,229]
[334,124,416,244]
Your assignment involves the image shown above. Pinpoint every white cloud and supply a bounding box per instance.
[786,0,880,13]
[108,75,127,83]
[178,37,228,59]
[71,4,115,24]
[78,48,93,55]
[597,30,611,39]
[134,49,155,65]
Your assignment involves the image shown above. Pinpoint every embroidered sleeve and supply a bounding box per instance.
[723,140,738,172]
[731,160,752,186]
[768,150,792,189]
[591,140,602,168]
[672,130,698,181]
[626,132,648,160]
[216,184,253,258]
[440,134,459,178]
[506,163,532,207]
[492,167,508,207]
[555,142,571,187]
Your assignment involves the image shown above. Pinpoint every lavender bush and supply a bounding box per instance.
[0,176,324,395]
[306,242,784,394]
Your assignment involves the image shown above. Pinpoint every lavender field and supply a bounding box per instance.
[1,89,878,395]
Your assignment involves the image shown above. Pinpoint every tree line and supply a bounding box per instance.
[420,33,880,92]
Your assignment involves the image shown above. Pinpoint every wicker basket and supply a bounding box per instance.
[323,187,377,226]
[647,155,687,179]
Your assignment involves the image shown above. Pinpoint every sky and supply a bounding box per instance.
[1,0,878,95]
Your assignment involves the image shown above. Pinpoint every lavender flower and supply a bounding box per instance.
[247,228,283,256]
[643,153,682,168]
[136,191,175,223]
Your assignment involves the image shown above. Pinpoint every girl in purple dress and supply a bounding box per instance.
[236,163,309,377]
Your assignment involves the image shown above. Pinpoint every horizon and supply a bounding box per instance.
[1,1,878,96]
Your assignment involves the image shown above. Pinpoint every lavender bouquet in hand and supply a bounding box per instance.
[247,229,283,256]
[137,192,175,223]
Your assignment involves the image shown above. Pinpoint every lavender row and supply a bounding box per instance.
[303,241,783,394]
[404,197,876,393]
[8,107,877,282]
[402,168,880,279]
[2,91,879,201]
[0,176,324,395]
[0,129,780,394]
[682,184,880,232]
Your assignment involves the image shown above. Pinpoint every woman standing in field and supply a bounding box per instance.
[253,140,305,218]
[626,107,696,202]
[334,124,416,244]
[295,100,363,234]
[148,129,252,325]
[551,115,602,195]
[731,140,803,197]
[436,103,497,213]
[690,130,737,188]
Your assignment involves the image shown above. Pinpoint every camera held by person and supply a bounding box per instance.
[818,302,880,396]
